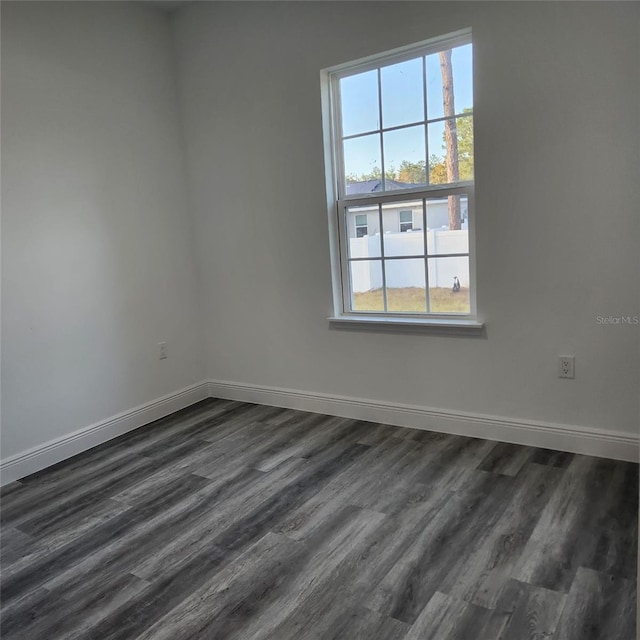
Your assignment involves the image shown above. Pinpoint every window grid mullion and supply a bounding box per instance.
[340,111,472,143]
[378,203,388,312]
[426,252,470,260]
[423,56,430,188]
[422,199,431,313]
[348,252,469,263]
[427,111,473,126]
[377,68,385,192]
[350,254,421,262]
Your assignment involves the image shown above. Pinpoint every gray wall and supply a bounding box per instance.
[1,2,205,458]
[2,1,638,467]
[172,1,640,435]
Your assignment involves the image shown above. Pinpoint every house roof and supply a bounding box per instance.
[345,179,423,195]
[345,179,383,195]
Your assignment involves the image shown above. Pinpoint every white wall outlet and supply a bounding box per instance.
[558,355,574,379]
[158,341,168,360]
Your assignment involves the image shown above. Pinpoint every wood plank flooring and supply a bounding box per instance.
[1,398,637,639]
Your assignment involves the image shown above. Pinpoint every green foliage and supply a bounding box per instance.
[430,109,474,183]
[346,166,381,182]
[398,160,426,185]
[429,155,447,184]
[456,112,474,180]
[346,161,426,185]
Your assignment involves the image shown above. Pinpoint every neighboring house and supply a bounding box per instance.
[346,180,470,293]
[345,179,468,239]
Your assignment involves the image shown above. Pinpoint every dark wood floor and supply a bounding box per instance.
[1,399,637,640]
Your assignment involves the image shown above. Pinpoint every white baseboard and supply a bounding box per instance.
[207,379,639,463]
[0,382,209,486]
[3,378,636,487]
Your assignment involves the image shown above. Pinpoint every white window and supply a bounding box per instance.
[399,210,413,233]
[355,214,368,238]
[322,29,478,326]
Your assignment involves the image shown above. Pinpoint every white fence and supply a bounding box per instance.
[350,230,469,293]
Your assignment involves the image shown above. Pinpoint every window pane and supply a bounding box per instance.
[344,134,381,189]
[399,210,413,223]
[350,260,384,311]
[426,195,469,253]
[452,44,474,114]
[381,200,423,256]
[428,116,473,184]
[347,205,381,258]
[340,70,379,137]
[426,43,473,120]
[382,125,426,190]
[385,259,426,312]
[381,57,424,129]
[428,256,470,313]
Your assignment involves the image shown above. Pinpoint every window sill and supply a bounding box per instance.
[328,314,484,334]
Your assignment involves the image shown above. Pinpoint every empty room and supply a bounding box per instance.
[1,1,638,638]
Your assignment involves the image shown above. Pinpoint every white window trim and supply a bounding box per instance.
[321,29,483,332]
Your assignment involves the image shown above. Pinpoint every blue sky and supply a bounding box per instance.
[340,44,473,179]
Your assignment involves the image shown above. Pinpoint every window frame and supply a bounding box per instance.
[338,188,475,319]
[321,29,482,330]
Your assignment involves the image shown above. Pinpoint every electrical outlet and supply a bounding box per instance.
[158,341,168,360]
[558,355,574,379]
